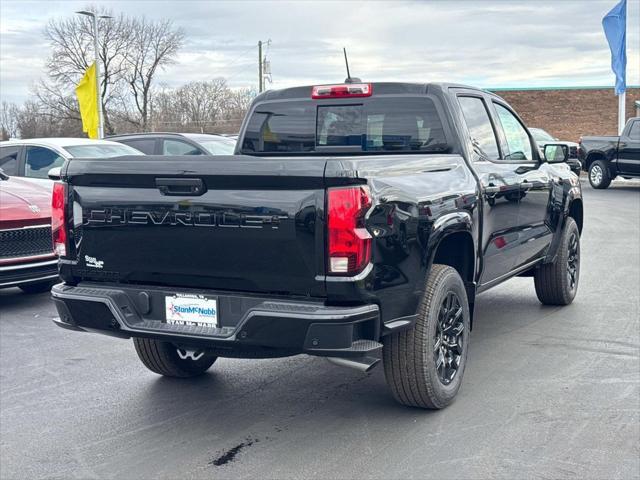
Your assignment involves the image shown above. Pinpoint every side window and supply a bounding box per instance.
[493,103,533,161]
[25,146,65,179]
[0,146,20,176]
[628,121,640,140]
[162,139,202,155]
[457,96,500,160]
[119,139,157,155]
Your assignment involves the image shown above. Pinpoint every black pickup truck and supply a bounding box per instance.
[51,82,583,409]
[579,116,640,189]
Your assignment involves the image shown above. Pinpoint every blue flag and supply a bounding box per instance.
[602,0,627,95]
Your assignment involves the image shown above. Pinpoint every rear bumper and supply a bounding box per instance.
[0,258,58,288]
[51,282,382,359]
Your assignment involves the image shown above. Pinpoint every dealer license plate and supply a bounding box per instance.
[165,293,218,327]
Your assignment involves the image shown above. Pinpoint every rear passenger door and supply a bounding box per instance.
[455,92,522,286]
[490,101,553,270]
[617,120,640,176]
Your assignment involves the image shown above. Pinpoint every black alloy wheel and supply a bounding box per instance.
[434,291,465,385]
[383,264,470,409]
[534,216,580,305]
[566,231,579,291]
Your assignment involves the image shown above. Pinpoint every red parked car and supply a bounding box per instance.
[0,169,58,293]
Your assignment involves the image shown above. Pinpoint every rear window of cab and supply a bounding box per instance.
[241,97,449,155]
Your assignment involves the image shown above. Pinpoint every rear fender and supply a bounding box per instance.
[585,149,615,172]
[544,187,583,264]
[426,212,477,325]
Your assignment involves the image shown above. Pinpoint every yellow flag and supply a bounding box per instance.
[75,63,99,139]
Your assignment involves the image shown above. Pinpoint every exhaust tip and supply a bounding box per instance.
[326,356,381,373]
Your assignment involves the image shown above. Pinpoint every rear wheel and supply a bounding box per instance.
[534,217,580,305]
[133,338,217,377]
[383,264,470,409]
[588,160,611,189]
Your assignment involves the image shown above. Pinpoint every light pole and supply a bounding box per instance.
[76,10,111,139]
[258,41,262,93]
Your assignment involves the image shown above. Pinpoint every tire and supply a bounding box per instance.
[534,217,580,306]
[383,264,470,409]
[19,280,54,294]
[133,337,216,378]
[588,160,611,189]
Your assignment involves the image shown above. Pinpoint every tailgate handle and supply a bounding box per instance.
[156,178,205,196]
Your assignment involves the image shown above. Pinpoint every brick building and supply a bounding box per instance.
[488,86,640,143]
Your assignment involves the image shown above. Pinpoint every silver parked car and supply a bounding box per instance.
[0,138,144,186]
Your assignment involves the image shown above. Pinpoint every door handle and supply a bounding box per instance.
[520,181,534,190]
[156,178,205,196]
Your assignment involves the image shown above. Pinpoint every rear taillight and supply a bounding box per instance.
[51,182,67,256]
[327,186,372,275]
[312,83,372,99]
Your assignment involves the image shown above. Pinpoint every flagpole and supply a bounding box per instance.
[91,14,104,139]
[618,92,626,134]
[77,11,111,139]
[602,0,627,135]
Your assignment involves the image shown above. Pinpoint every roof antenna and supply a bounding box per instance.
[343,48,361,84]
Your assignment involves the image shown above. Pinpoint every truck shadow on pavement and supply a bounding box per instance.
[139,359,419,469]
[0,288,52,310]
[124,281,560,471]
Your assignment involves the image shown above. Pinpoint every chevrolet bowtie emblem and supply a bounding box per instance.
[28,204,40,214]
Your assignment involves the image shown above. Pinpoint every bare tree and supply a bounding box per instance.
[42,7,132,134]
[124,18,184,130]
[176,79,228,132]
[150,80,255,134]
[221,87,256,132]
[13,8,254,138]
[12,100,82,139]
[0,102,19,140]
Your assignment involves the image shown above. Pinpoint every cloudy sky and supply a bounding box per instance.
[1,0,639,104]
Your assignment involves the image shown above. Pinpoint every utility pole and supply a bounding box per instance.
[76,10,111,138]
[258,40,263,93]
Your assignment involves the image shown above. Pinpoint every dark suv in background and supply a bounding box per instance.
[109,132,236,156]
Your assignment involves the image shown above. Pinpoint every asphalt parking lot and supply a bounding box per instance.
[1,179,639,480]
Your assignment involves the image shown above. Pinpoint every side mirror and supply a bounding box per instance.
[47,167,62,181]
[544,144,569,163]
[0,168,7,180]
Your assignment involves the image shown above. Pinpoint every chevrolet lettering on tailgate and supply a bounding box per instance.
[84,208,286,229]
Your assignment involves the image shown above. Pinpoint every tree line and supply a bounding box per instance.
[0,7,256,140]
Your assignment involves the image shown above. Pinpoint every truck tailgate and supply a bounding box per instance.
[64,156,326,297]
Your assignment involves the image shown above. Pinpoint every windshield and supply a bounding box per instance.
[64,144,144,158]
[185,135,236,155]
[241,96,449,155]
[530,128,555,143]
